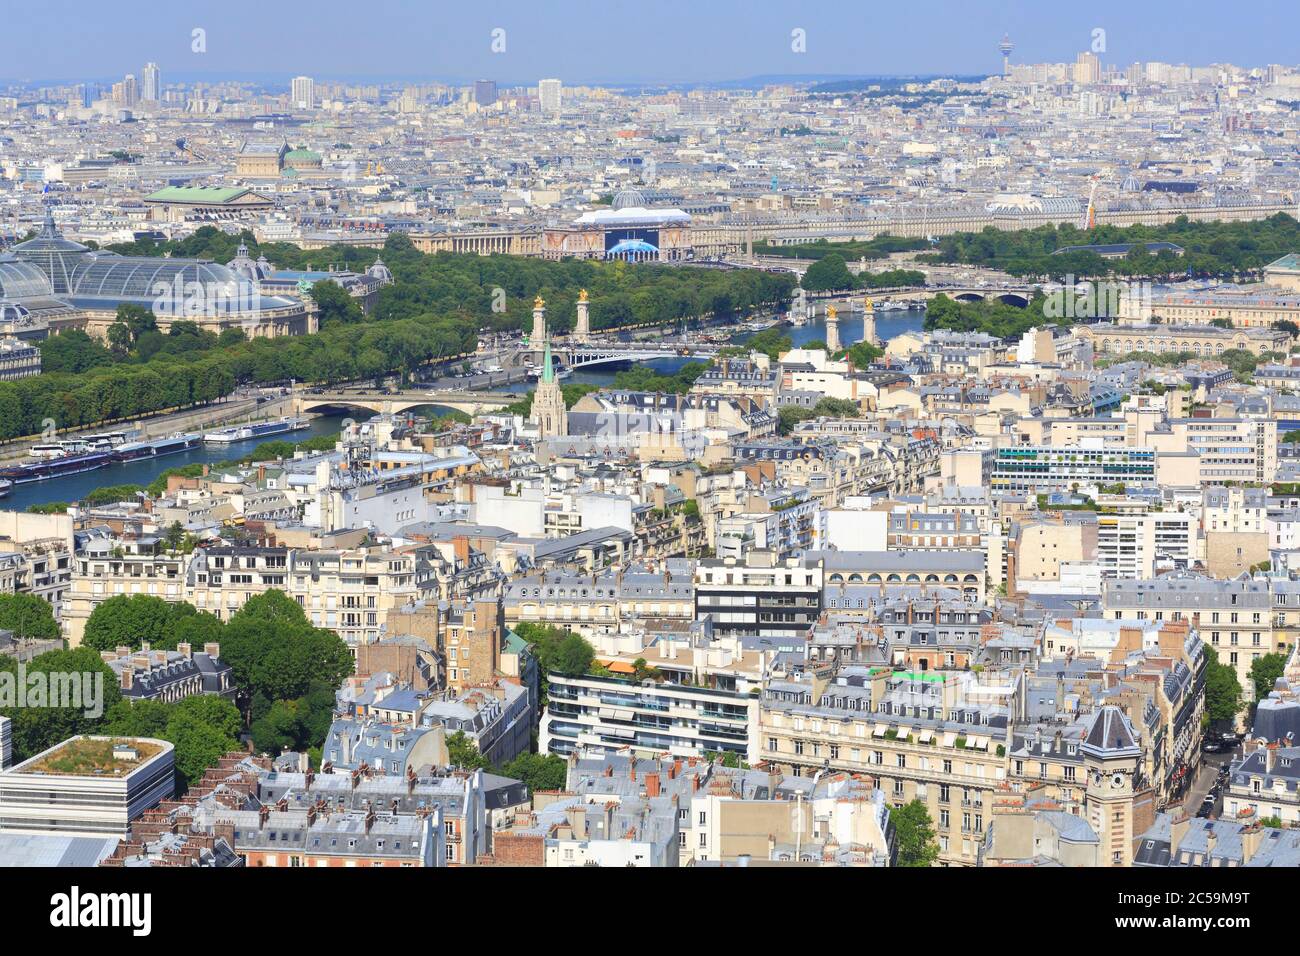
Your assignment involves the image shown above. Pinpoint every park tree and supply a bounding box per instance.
[501,752,568,794]
[104,694,242,790]
[219,590,353,709]
[801,253,856,292]
[0,592,61,640]
[1249,653,1287,705]
[890,799,941,867]
[82,594,199,652]
[1204,654,1243,727]
[446,730,492,771]
[0,646,122,761]
[310,279,365,328]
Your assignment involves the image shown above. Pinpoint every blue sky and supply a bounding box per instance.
[1,0,1296,85]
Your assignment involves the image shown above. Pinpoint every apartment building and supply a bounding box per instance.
[759,667,1018,866]
[63,537,188,645]
[557,753,894,866]
[694,555,822,639]
[491,793,680,867]
[1170,418,1276,486]
[816,550,986,602]
[1096,509,1197,579]
[503,561,694,639]
[1102,576,1284,705]
[539,672,759,762]
[182,545,418,647]
[1225,742,1300,827]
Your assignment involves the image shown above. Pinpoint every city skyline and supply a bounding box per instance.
[3,0,1300,86]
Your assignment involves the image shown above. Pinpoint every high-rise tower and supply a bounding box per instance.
[142,62,161,101]
[999,34,1014,77]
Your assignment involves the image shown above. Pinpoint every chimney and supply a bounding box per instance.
[115,645,130,658]
[1241,823,1265,863]
[120,666,134,691]
[204,642,220,660]
[177,642,192,659]
[304,769,314,791]
[453,535,470,565]
[258,805,270,829]
[364,806,376,835]
[1169,813,1190,855]
[645,773,661,798]
[141,641,151,653]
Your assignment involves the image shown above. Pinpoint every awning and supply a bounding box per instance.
[896,727,912,741]
[917,729,934,744]
[941,732,957,747]
[873,724,888,737]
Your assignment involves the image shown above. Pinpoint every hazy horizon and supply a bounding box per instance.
[2,0,1297,86]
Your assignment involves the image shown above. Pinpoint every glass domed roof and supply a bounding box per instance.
[68,255,292,315]
[0,256,56,299]
[11,208,93,294]
[611,187,648,210]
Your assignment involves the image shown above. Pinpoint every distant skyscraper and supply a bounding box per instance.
[291,75,315,110]
[114,74,138,108]
[1075,51,1101,85]
[538,78,562,114]
[473,79,498,107]
[998,34,1014,77]
[141,62,160,101]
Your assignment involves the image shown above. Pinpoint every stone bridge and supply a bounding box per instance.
[294,389,518,418]
[820,283,1038,308]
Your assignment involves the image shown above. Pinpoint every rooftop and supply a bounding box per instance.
[16,736,167,777]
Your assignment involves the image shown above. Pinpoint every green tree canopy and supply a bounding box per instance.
[889,799,941,867]
[1249,653,1287,705]
[500,752,568,794]
[0,592,61,640]
[0,646,123,761]
[82,594,203,652]
[801,253,856,292]
[1204,654,1243,726]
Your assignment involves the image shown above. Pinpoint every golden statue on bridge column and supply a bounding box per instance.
[533,294,546,310]
[578,289,589,302]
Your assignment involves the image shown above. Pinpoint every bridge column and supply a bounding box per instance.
[573,290,590,343]
[531,296,547,355]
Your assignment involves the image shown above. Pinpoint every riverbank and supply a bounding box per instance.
[0,394,299,466]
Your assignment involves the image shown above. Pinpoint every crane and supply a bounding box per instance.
[1081,177,1099,231]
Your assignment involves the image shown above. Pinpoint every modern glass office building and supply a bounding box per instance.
[991,446,1157,493]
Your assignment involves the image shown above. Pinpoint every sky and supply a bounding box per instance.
[1,0,1297,86]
